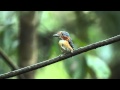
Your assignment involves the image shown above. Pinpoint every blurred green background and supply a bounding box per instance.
[0,11,120,79]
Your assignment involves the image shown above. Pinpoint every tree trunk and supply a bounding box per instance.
[18,11,39,79]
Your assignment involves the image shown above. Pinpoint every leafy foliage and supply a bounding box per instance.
[1,11,119,79]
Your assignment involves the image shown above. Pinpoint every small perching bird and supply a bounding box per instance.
[53,31,74,54]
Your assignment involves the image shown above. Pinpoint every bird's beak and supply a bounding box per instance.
[53,34,59,37]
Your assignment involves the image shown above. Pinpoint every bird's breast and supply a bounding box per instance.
[59,40,73,52]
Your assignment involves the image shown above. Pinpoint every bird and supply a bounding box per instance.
[53,31,74,54]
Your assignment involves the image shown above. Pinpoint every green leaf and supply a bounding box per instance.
[86,55,111,79]
[40,11,62,33]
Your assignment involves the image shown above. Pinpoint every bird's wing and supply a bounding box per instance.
[68,39,74,50]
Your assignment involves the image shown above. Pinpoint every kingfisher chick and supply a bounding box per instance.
[53,31,74,54]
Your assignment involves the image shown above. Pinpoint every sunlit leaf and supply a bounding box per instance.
[86,55,111,79]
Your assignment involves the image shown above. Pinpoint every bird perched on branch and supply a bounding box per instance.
[53,31,74,54]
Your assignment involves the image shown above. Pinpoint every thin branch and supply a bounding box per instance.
[0,48,25,79]
[0,48,18,70]
[0,34,120,79]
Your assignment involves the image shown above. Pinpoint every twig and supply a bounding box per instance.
[0,48,25,79]
[0,34,120,79]
[0,48,17,70]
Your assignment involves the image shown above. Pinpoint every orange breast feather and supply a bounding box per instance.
[59,40,73,52]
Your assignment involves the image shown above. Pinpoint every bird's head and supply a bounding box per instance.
[53,31,71,41]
